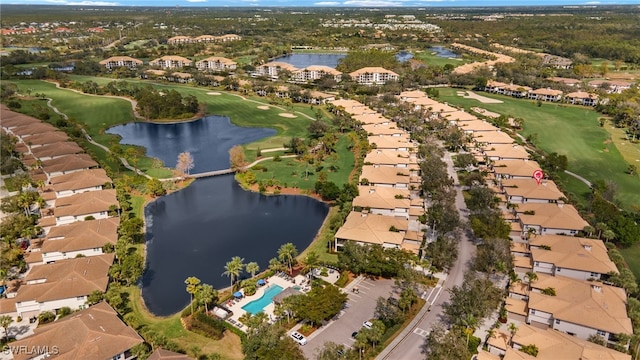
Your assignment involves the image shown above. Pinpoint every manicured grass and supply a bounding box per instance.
[12,80,134,137]
[300,206,339,264]
[252,135,355,190]
[413,50,469,68]
[619,245,640,280]
[602,121,640,171]
[436,87,640,210]
[125,286,243,360]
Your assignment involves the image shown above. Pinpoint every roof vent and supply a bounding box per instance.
[592,284,602,293]
[583,244,592,251]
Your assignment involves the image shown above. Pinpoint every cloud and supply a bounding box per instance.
[186,0,207,2]
[314,1,340,4]
[342,0,406,5]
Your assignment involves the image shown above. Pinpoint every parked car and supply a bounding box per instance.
[351,331,359,338]
[362,320,373,329]
[290,331,307,346]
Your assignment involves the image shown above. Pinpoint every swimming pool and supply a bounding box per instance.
[241,285,284,315]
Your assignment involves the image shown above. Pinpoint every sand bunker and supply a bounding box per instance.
[257,105,270,110]
[279,113,297,118]
[457,91,503,104]
[207,92,221,95]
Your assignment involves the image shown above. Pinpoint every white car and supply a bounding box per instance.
[290,331,307,346]
[362,321,373,329]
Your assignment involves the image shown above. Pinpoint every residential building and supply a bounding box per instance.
[528,88,563,102]
[149,55,193,69]
[292,65,342,83]
[330,99,369,113]
[53,189,118,225]
[352,186,410,219]
[149,349,192,360]
[255,61,298,79]
[458,120,500,133]
[99,56,143,70]
[364,149,412,168]
[588,80,633,94]
[362,123,406,138]
[368,137,414,152]
[334,211,408,250]
[352,113,390,125]
[472,131,515,145]
[515,202,589,236]
[540,54,573,69]
[486,323,629,359]
[530,234,618,281]
[492,159,542,180]
[11,122,58,138]
[501,178,564,204]
[360,166,410,189]
[39,217,119,263]
[547,77,581,87]
[13,254,114,317]
[526,273,632,347]
[483,144,530,161]
[10,302,143,360]
[167,35,192,44]
[30,141,84,160]
[17,130,69,148]
[565,91,599,106]
[443,110,478,123]
[41,153,99,178]
[349,67,399,85]
[196,56,237,72]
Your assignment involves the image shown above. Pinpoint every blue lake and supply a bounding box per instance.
[108,116,329,316]
[429,46,460,58]
[273,53,346,68]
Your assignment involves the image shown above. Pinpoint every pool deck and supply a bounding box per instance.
[224,273,308,331]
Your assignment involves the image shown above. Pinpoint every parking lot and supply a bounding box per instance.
[301,277,397,359]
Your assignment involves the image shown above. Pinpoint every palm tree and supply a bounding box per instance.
[196,284,217,314]
[602,229,616,243]
[184,276,201,315]
[461,314,478,346]
[508,322,518,346]
[268,257,285,273]
[301,251,319,275]
[222,256,245,288]
[246,262,260,278]
[524,271,538,284]
[278,243,298,274]
[1,315,13,343]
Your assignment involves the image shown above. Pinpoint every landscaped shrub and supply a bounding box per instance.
[186,312,227,340]
[38,311,55,324]
[335,271,350,288]
[58,307,72,318]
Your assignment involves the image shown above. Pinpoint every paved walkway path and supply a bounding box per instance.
[190,154,297,179]
[564,170,592,187]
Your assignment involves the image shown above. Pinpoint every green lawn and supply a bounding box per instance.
[620,245,640,280]
[436,87,640,210]
[252,135,355,190]
[413,50,470,68]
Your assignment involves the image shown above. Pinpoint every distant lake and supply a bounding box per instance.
[106,115,276,173]
[273,53,346,68]
[107,115,328,316]
[396,51,414,63]
[430,46,460,58]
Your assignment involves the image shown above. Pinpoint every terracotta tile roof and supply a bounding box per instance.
[335,212,407,246]
[12,122,58,137]
[368,137,415,150]
[197,56,237,65]
[501,178,564,201]
[15,254,114,304]
[506,297,528,316]
[352,113,389,125]
[530,88,563,96]
[349,67,398,77]
[566,91,599,100]
[49,168,112,193]
[31,141,84,159]
[509,281,529,296]
[443,110,478,122]
[353,186,410,210]
[529,273,632,335]
[152,55,193,63]
[364,149,412,166]
[0,298,18,315]
[19,130,69,146]
[360,166,410,185]
[53,189,117,217]
[530,234,618,275]
[492,160,542,178]
[511,323,631,360]
[477,351,502,360]
[513,256,533,270]
[459,120,500,132]
[25,251,43,265]
[37,216,57,227]
[330,99,368,112]
[261,61,298,71]
[42,217,119,254]
[472,131,515,145]
[547,77,581,85]
[1,112,41,128]
[42,154,99,176]
[398,90,426,99]
[482,144,530,160]
[516,202,588,232]
[405,96,440,107]
[299,65,342,75]
[10,302,143,360]
[362,123,405,136]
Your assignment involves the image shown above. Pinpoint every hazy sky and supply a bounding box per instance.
[6,0,640,7]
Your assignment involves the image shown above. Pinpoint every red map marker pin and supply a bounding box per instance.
[533,169,544,185]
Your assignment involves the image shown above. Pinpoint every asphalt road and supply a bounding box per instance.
[379,151,476,360]
[302,278,397,359]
